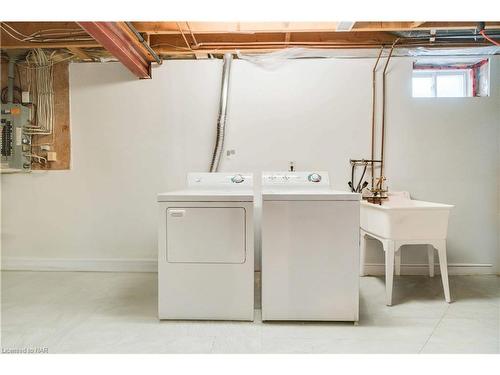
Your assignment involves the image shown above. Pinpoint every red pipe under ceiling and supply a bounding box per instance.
[78,22,152,79]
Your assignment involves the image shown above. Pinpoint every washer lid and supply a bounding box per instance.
[262,189,360,201]
[158,189,254,202]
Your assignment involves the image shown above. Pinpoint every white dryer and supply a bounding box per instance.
[261,171,360,322]
[157,173,254,321]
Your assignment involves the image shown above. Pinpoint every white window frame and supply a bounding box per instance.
[412,69,471,98]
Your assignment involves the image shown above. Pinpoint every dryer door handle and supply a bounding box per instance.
[169,209,186,217]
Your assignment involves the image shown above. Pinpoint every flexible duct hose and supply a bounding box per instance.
[209,53,233,172]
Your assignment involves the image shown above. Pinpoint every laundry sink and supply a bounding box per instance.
[360,193,454,240]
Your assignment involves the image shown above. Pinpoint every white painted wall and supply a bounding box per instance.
[1,55,499,273]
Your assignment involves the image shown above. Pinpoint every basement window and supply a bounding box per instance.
[412,58,490,98]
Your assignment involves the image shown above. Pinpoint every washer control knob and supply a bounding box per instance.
[308,173,322,183]
[231,174,244,184]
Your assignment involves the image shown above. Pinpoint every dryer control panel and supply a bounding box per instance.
[187,172,253,189]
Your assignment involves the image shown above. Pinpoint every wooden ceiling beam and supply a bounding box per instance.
[194,52,209,59]
[133,21,500,35]
[149,29,498,55]
[149,31,399,49]
[352,21,500,31]
[155,41,494,56]
[132,22,341,34]
[0,21,101,49]
[0,40,101,49]
[410,22,426,28]
[67,47,93,61]
[2,21,499,60]
[1,21,84,35]
[419,21,500,30]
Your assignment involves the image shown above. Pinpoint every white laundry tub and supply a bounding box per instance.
[360,194,454,240]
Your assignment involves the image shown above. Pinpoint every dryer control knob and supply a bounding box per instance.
[231,174,245,183]
[308,173,322,183]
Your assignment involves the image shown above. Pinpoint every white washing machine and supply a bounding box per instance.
[261,171,360,322]
[157,172,254,321]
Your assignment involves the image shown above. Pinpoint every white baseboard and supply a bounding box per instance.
[1,258,495,275]
[1,258,157,273]
[363,263,494,276]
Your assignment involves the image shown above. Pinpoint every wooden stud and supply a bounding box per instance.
[67,47,93,61]
[285,32,291,45]
[194,53,209,59]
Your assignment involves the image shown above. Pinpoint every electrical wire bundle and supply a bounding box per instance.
[23,49,55,137]
[0,22,93,43]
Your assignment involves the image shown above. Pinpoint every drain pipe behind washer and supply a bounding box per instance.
[209,53,233,172]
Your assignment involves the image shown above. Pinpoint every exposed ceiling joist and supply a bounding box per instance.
[1,21,499,64]
[149,31,399,51]
[352,21,500,31]
[336,21,356,31]
[194,53,209,59]
[1,40,100,49]
[154,42,494,57]
[132,21,500,35]
[132,22,342,34]
[0,21,100,49]
[410,22,426,28]
[67,47,93,61]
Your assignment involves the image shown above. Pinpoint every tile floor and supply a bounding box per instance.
[1,271,499,354]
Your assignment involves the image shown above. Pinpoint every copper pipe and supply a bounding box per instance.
[194,41,389,47]
[378,38,399,189]
[200,44,388,50]
[176,37,485,48]
[370,46,384,190]
[153,41,491,54]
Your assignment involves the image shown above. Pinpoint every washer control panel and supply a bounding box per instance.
[231,174,245,184]
[262,171,330,186]
[308,173,322,183]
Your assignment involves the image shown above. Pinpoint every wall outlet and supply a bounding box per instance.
[47,151,57,162]
[22,91,31,104]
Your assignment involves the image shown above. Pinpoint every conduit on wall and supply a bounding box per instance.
[209,53,233,172]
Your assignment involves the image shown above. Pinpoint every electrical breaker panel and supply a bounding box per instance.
[1,104,31,173]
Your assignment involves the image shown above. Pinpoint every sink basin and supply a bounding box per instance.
[360,194,454,240]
